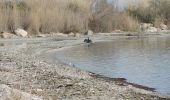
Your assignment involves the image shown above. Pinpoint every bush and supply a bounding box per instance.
[150,0,170,29]
[127,0,170,28]
[128,9,155,23]
[89,0,117,32]
[113,12,140,32]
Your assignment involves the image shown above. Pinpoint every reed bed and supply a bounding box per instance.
[0,0,169,34]
[0,0,91,34]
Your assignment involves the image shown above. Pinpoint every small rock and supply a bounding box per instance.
[68,32,75,37]
[36,34,45,38]
[56,33,68,37]
[113,30,122,33]
[84,30,94,36]
[126,33,133,36]
[0,32,12,39]
[90,88,95,93]
[160,24,168,30]
[75,33,82,38]
[14,28,28,37]
[140,23,153,31]
[88,30,93,35]
[146,27,158,32]
[36,88,43,92]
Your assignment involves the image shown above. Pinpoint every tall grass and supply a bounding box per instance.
[89,0,116,32]
[89,0,140,32]
[0,0,169,34]
[0,0,91,34]
[127,0,170,29]
[113,12,140,32]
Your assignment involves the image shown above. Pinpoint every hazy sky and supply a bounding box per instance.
[117,0,126,8]
[108,0,140,9]
[108,0,126,8]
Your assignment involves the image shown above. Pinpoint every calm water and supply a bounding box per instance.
[55,36,170,96]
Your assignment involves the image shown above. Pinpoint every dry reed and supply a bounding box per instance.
[0,0,92,34]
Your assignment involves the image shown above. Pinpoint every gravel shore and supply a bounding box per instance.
[0,35,169,100]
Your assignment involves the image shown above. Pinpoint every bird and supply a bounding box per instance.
[84,37,92,43]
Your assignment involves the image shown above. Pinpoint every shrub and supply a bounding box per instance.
[113,12,140,32]
[150,0,170,29]
[126,6,155,23]
[127,0,170,28]
[89,0,117,32]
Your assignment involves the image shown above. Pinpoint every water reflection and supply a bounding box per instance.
[55,36,170,96]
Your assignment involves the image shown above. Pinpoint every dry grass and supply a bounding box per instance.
[127,0,170,29]
[0,0,169,34]
[154,17,164,28]
[0,0,92,34]
[89,0,140,32]
[113,12,140,32]
[89,0,117,32]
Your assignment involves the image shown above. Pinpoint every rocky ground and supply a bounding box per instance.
[0,35,170,100]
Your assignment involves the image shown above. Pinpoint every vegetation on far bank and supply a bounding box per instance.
[127,0,170,29]
[0,0,169,34]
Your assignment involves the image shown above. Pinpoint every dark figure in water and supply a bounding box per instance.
[84,37,92,43]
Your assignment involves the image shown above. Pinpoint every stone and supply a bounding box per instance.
[14,28,28,37]
[140,23,153,31]
[68,32,75,37]
[0,84,42,100]
[113,30,122,33]
[0,32,12,39]
[84,30,94,36]
[36,89,43,92]
[160,24,168,30]
[56,33,68,37]
[75,33,82,38]
[36,34,45,38]
[146,27,158,32]
[87,30,93,35]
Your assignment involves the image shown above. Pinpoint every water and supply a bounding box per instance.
[55,36,170,96]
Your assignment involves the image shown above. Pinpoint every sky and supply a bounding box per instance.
[108,0,141,9]
[108,0,126,9]
[117,0,126,8]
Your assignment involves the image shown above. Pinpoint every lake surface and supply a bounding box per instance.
[55,36,170,96]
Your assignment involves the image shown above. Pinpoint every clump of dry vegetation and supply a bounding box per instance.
[89,0,116,32]
[127,0,170,29]
[89,0,140,32]
[0,0,91,34]
[0,0,140,34]
[113,12,140,32]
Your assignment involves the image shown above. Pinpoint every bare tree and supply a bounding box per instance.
[89,0,117,32]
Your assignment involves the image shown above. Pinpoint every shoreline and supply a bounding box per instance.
[48,36,169,98]
[46,37,156,92]
[0,34,170,99]
[90,73,156,92]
